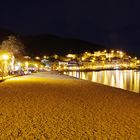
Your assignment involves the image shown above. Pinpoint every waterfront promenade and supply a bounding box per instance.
[0,72,140,139]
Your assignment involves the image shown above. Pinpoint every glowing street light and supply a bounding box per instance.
[43,56,47,59]
[25,61,29,73]
[67,54,76,59]
[17,62,21,66]
[2,54,9,60]
[25,61,29,66]
[35,56,40,60]
[111,50,114,53]
[1,54,9,79]
[35,64,38,67]
[120,51,122,54]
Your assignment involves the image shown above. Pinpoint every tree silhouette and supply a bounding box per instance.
[0,36,25,77]
[0,35,25,58]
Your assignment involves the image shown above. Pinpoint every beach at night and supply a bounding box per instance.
[0,72,140,139]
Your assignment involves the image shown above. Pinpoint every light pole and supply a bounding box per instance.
[2,54,9,79]
[25,61,29,74]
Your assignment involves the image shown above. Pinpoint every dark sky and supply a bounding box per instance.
[0,0,140,56]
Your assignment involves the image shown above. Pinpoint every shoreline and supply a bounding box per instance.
[59,70,140,94]
[58,68,139,72]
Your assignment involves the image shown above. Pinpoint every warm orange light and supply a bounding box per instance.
[111,50,114,53]
[35,64,38,67]
[35,56,40,60]
[2,54,9,60]
[17,62,21,66]
[25,61,29,66]
[67,54,76,58]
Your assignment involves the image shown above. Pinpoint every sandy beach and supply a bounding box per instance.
[0,72,140,139]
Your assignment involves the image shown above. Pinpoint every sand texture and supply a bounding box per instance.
[0,72,140,139]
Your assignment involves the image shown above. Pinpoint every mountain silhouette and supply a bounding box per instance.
[0,28,105,56]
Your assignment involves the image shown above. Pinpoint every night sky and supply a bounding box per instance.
[0,0,140,56]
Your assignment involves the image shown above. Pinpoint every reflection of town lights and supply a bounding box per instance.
[2,54,9,60]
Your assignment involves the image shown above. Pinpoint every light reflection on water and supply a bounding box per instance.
[64,70,140,93]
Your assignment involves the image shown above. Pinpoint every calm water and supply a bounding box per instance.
[64,70,140,93]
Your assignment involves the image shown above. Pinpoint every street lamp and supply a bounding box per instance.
[25,61,29,73]
[35,64,38,67]
[35,56,40,60]
[2,54,9,60]
[1,54,9,79]
[111,50,114,53]
[43,56,47,59]
[17,62,21,66]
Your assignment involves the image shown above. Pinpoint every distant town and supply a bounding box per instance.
[33,50,140,71]
[0,35,140,79]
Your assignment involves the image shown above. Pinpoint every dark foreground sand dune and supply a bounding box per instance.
[0,72,140,139]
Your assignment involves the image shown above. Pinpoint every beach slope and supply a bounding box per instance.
[0,72,140,139]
